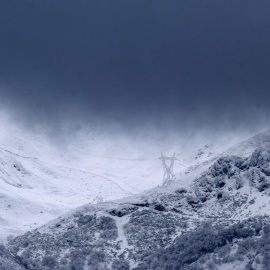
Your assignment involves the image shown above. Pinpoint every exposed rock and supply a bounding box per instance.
[133,202,149,207]
[108,206,138,217]
[154,204,166,212]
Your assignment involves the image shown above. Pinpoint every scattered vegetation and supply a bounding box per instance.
[3,147,270,270]
[135,217,270,270]
[8,215,118,270]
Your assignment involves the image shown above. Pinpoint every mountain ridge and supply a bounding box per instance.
[2,129,270,269]
[6,141,270,269]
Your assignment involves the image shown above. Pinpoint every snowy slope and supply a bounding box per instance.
[0,124,269,241]
[6,142,270,269]
[0,146,133,239]
[0,123,240,239]
[224,129,270,157]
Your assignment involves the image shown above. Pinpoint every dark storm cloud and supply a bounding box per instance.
[1,0,270,130]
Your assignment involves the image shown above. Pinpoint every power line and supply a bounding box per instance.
[86,152,158,161]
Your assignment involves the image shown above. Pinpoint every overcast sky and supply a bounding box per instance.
[1,0,270,135]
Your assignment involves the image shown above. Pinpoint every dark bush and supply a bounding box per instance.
[42,256,57,268]
[154,204,166,211]
[112,259,130,270]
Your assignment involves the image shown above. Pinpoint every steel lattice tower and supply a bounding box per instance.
[160,152,176,186]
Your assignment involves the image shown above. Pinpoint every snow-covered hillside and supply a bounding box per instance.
[0,125,269,239]
[0,145,133,238]
[0,128,219,238]
[225,129,270,158]
[1,121,249,239]
[5,139,270,269]
[0,129,268,268]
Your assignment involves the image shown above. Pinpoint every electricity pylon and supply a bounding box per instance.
[160,152,176,186]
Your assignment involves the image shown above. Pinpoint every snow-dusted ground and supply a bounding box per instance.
[4,127,270,269]
[0,118,269,240]
[0,121,233,239]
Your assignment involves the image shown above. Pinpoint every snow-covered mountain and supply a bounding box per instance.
[0,128,270,270]
[3,129,270,269]
[0,128,212,238]
[0,144,133,238]
[0,123,246,239]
